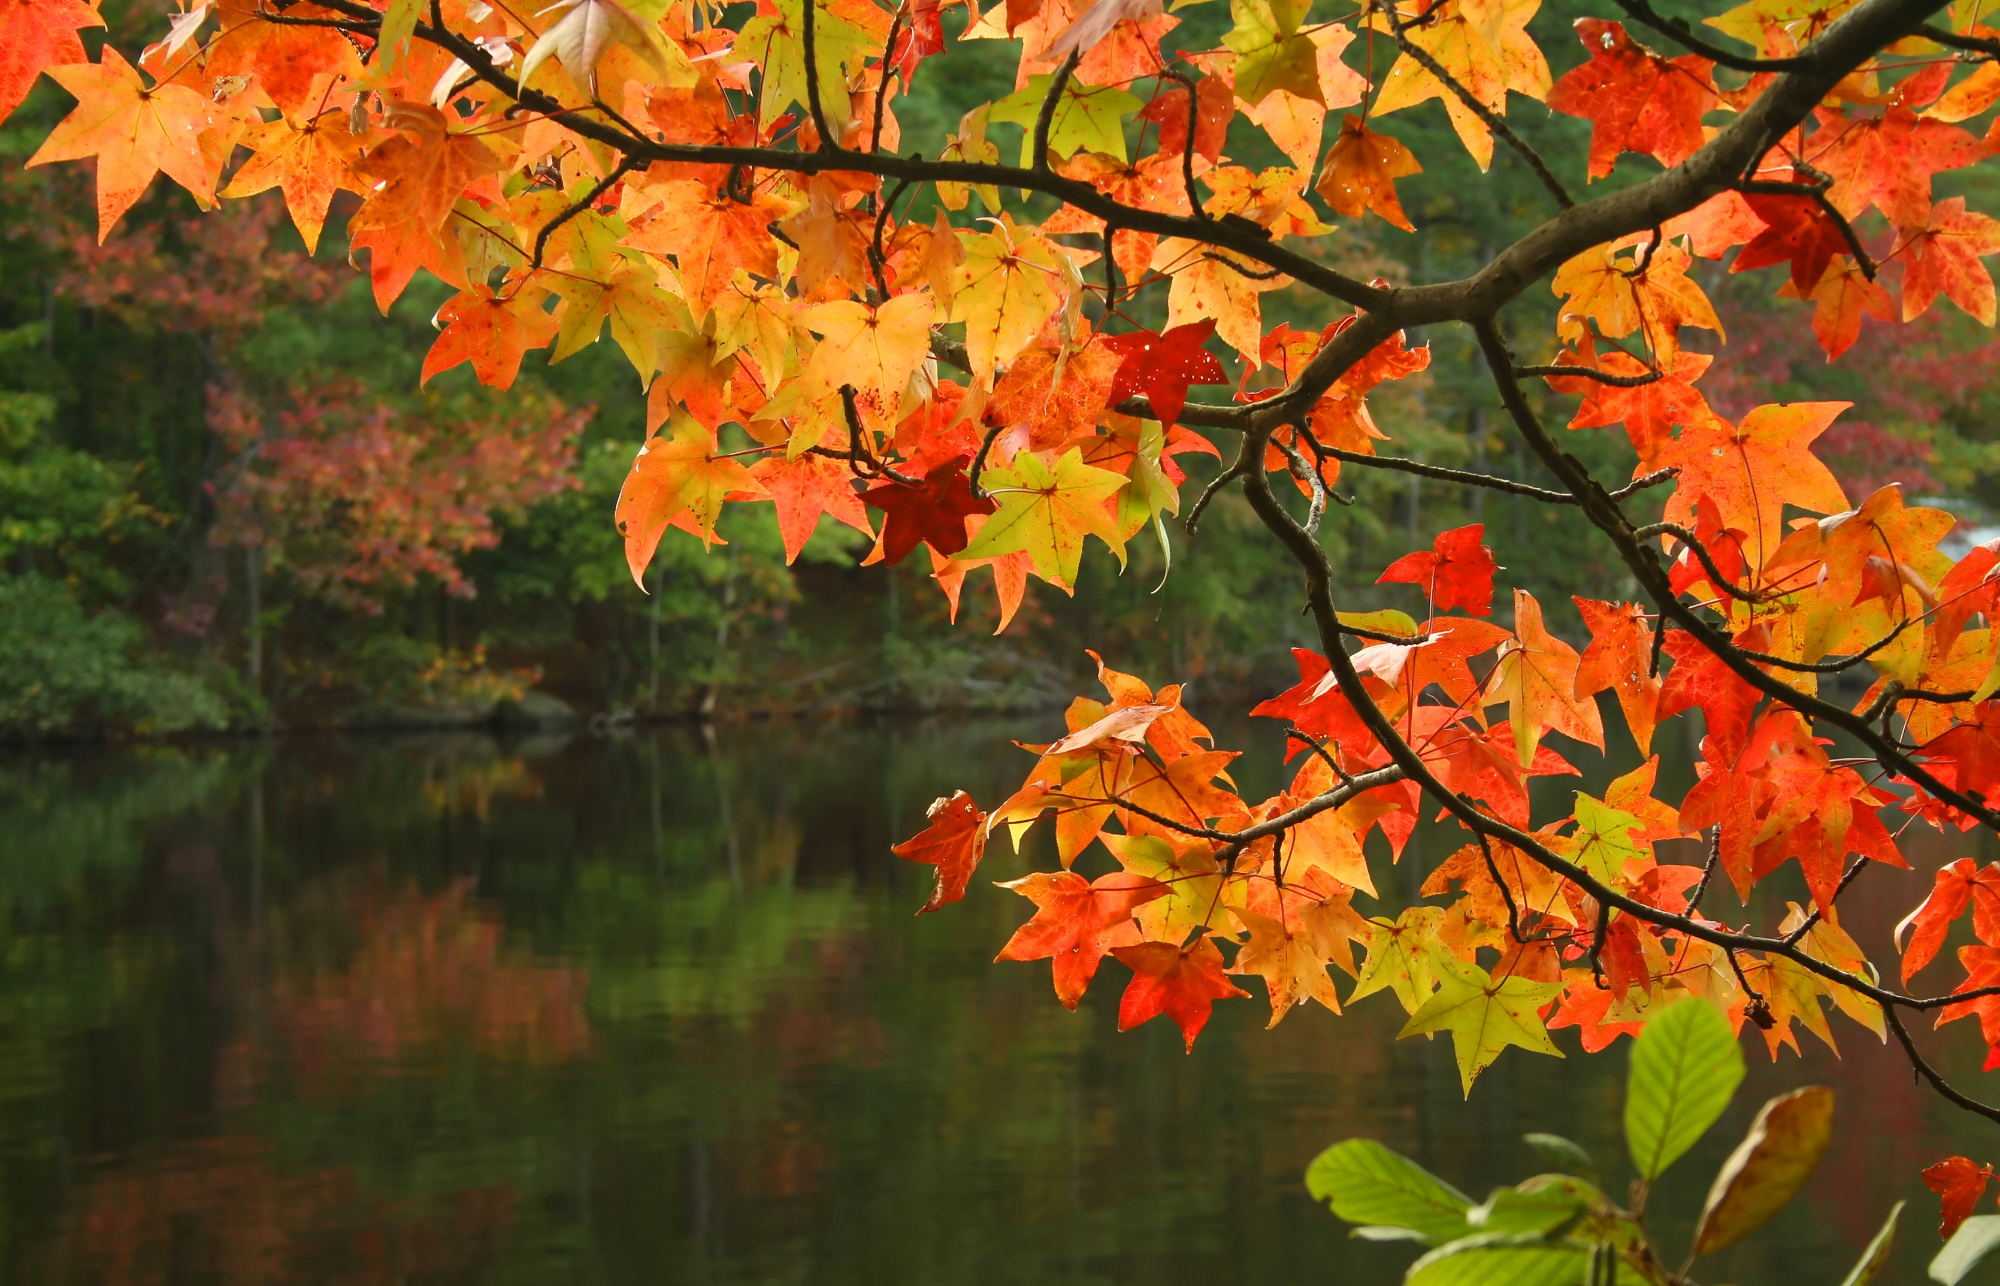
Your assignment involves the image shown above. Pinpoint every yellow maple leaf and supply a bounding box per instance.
[1399,954,1564,1094]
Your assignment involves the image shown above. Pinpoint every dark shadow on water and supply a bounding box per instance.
[0,719,1993,1284]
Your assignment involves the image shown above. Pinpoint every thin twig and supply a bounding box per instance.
[1032,49,1083,173]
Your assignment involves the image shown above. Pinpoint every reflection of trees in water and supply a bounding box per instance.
[4,730,1984,1284]
[61,1136,515,1286]
[24,864,592,1283]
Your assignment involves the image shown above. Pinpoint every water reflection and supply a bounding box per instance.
[0,726,1993,1284]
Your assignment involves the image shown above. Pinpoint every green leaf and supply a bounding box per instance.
[376,0,424,71]
[1522,1133,1598,1182]
[959,448,1128,588]
[1691,1086,1836,1257]
[738,0,875,135]
[1305,1138,1472,1243]
[988,76,1143,165]
[1840,1200,1902,1286]
[1932,1214,2000,1285]
[1338,608,1421,638]
[1624,997,1744,1181]
[1467,1182,1589,1236]
[1221,0,1321,106]
[1405,1234,1590,1286]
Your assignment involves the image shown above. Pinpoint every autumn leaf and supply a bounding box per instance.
[738,0,880,136]
[1112,938,1249,1051]
[950,217,1076,381]
[893,790,989,914]
[1376,523,1499,617]
[1315,115,1422,232]
[26,45,212,241]
[1547,18,1715,180]
[960,447,1127,588]
[0,0,101,127]
[1099,319,1227,426]
[1222,0,1319,107]
[1731,192,1853,293]
[1350,906,1445,1014]
[1368,0,1550,169]
[862,459,996,565]
[1398,954,1565,1095]
[422,289,560,391]
[520,0,694,92]
[996,869,1167,1007]
[219,109,365,255]
[1229,905,1347,1025]
[1923,1156,1996,1238]
[1485,589,1605,766]
[614,413,767,582]
[624,180,793,323]
[751,450,874,563]
[347,102,503,238]
[989,74,1143,164]
[799,292,938,400]
[1150,237,1288,367]
[1900,197,2000,326]
[1573,597,1661,755]
[1553,239,1722,368]
[1657,402,1851,568]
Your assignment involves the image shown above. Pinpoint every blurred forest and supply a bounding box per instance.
[6,0,2000,736]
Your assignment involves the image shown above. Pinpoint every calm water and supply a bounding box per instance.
[1,721,1996,1284]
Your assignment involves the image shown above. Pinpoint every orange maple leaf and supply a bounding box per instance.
[421,290,561,391]
[219,108,366,254]
[26,45,212,240]
[0,0,101,126]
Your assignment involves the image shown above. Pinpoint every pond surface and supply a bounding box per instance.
[0,720,1996,1284]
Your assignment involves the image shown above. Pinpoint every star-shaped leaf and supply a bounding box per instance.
[1100,319,1227,426]
[26,45,211,240]
[862,459,995,565]
[989,74,1143,164]
[960,447,1127,588]
[996,869,1168,1007]
[1399,955,1564,1095]
[1376,523,1499,617]
[1112,938,1248,1051]
[614,413,767,582]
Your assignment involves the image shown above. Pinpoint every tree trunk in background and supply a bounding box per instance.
[245,544,262,696]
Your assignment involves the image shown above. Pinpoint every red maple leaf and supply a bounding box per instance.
[421,290,560,392]
[1376,523,1499,616]
[1111,938,1248,1051]
[1732,191,1850,292]
[1899,858,2000,983]
[889,0,944,83]
[1554,348,1723,469]
[752,452,875,564]
[1923,1156,1996,1238]
[1139,73,1233,164]
[1101,319,1228,427]
[892,790,989,914]
[1901,197,2000,326]
[996,870,1168,1008]
[1657,629,1760,761]
[1921,703,2000,809]
[1547,18,1716,180]
[861,459,995,565]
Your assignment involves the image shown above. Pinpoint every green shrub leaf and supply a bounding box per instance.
[1305,1138,1472,1242]
[1624,997,1744,1181]
[1840,1199,1902,1286]
[1932,1214,2000,1285]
